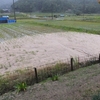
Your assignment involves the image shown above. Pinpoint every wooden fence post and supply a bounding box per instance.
[99,54,100,63]
[78,57,79,68]
[71,58,74,71]
[34,68,38,83]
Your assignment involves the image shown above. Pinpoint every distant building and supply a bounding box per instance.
[2,9,9,13]
[60,14,65,17]
[2,16,9,19]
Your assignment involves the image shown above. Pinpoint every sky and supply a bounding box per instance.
[0,0,17,3]
[0,0,13,4]
[0,0,17,8]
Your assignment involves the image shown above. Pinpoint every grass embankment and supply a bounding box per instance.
[0,64,100,100]
[16,13,100,34]
[23,19,100,35]
[0,62,69,95]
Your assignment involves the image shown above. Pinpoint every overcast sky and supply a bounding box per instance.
[0,0,17,3]
[0,0,13,4]
[0,0,17,8]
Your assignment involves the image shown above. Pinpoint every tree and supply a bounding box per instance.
[12,0,100,13]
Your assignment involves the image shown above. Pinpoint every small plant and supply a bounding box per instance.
[92,92,100,100]
[55,63,60,70]
[73,57,79,66]
[51,74,59,81]
[30,51,35,55]
[14,82,27,93]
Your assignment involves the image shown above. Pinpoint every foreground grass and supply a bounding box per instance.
[0,64,100,100]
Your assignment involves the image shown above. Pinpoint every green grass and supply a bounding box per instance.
[0,64,100,100]
[0,20,64,41]
[51,74,59,81]
[0,14,100,41]
[92,92,100,100]
[17,13,100,34]
[14,82,27,93]
[64,14,100,21]
[31,19,100,34]
[23,13,100,34]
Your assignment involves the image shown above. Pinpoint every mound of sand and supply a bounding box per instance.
[0,32,100,75]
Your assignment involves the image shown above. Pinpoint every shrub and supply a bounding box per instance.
[14,82,27,93]
[51,75,59,81]
[92,92,100,100]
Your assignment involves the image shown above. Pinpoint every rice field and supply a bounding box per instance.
[1,13,100,41]
[0,14,100,97]
[31,19,100,34]
[0,18,100,76]
[0,20,65,42]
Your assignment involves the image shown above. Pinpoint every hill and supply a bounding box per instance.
[14,0,100,13]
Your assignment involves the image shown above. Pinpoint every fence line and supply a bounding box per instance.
[0,54,100,95]
[33,54,100,84]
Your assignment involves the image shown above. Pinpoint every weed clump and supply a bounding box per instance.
[14,82,27,93]
[51,74,59,81]
[92,92,100,100]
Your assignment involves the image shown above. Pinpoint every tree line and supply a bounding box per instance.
[12,0,100,14]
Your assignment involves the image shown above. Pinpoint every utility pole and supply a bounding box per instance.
[13,0,16,20]
[51,4,54,20]
[83,0,86,20]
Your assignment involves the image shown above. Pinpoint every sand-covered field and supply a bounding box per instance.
[0,32,100,75]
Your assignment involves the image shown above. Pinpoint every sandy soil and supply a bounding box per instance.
[0,32,100,75]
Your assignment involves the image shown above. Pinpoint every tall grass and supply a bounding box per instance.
[0,55,99,95]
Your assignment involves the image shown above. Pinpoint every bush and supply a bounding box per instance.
[14,82,27,93]
[92,92,100,100]
[51,75,59,81]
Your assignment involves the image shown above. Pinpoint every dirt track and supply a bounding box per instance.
[0,32,100,75]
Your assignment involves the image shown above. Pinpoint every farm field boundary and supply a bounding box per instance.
[0,54,100,95]
[25,20,100,35]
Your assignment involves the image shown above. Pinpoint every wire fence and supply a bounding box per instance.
[0,54,100,95]
[34,54,100,83]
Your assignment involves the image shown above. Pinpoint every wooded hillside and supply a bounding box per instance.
[12,0,100,14]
